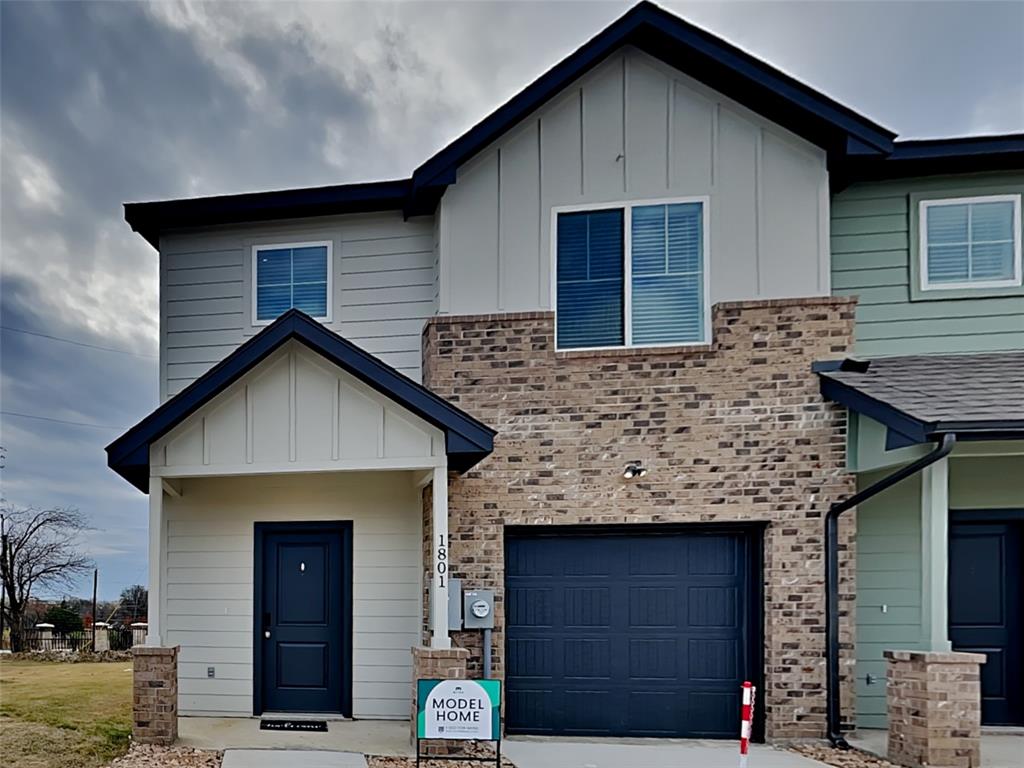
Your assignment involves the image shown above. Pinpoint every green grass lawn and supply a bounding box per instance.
[0,657,133,768]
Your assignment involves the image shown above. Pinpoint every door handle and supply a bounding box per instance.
[263,612,271,640]
[264,630,271,639]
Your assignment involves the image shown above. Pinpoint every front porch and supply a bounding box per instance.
[105,311,496,743]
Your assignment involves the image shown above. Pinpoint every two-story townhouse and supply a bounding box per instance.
[106,1,1023,748]
[817,140,1024,732]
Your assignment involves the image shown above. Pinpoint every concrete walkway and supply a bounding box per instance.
[850,728,1024,768]
[503,737,828,768]
[223,751,366,768]
[178,717,412,756]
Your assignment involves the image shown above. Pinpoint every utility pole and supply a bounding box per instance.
[91,569,98,652]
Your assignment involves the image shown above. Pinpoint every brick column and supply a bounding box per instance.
[132,646,179,745]
[411,646,470,746]
[885,649,985,768]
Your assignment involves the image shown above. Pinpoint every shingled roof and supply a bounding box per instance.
[815,352,1024,446]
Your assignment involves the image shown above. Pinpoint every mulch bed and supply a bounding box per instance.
[108,745,222,767]
[790,744,901,768]
[6,649,133,663]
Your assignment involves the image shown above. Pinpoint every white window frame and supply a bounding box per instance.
[550,196,712,351]
[918,194,1022,292]
[251,240,334,325]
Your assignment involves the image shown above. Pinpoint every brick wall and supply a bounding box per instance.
[132,646,178,745]
[885,650,984,768]
[421,298,858,740]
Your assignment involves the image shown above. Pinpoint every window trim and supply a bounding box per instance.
[918,194,1022,292]
[550,196,711,352]
[251,240,334,326]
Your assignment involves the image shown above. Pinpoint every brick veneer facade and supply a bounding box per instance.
[411,646,471,747]
[132,645,179,745]
[421,297,858,740]
[885,650,985,768]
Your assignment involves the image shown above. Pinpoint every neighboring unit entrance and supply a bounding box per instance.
[504,526,761,738]
[254,521,353,715]
[949,514,1024,726]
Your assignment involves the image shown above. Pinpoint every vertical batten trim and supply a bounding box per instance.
[496,148,504,312]
[621,53,628,194]
[244,384,254,464]
[665,78,673,190]
[288,349,297,463]
[201,416,209,466]
[578,87,585,196]
[754,127,764,294]
[818,168,831,294]
[378,408,386,459]
[332,378,341,461]
[711,102,719,189]
[536,119,545,309]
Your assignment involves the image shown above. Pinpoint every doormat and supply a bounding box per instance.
[259,719,328,732]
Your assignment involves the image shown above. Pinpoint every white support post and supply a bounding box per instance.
[146,476,164,647]
[431,464,451,649]
[920,457,951,651]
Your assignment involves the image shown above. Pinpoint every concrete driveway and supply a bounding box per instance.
[503,737,827,768]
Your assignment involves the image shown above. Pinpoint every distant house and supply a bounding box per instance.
[107,1,1024,743]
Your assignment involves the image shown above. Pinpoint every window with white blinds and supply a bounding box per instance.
[555,199,708,350]
[253,241,332,323]
[920,196,1022,291]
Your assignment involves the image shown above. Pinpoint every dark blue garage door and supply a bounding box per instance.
[505,528,757,737]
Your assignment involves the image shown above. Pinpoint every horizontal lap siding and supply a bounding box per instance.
[162,473,421,718]
[831,174,1024,357]
[160,213,435,401]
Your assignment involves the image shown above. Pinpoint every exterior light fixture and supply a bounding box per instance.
[623,461,648,479]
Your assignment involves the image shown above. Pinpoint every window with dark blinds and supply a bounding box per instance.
[554,200,707,350]
[556,209,625,349]
[255,243,330,322]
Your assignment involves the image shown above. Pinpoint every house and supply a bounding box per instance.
[818,141,1024,730]
[106,1,1024,748]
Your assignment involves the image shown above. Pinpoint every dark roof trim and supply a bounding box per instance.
[106,310,496,492]
[837,133,1024,184]
[409,1,894,203]
[124,179,416,249]
[816,366,1024,446]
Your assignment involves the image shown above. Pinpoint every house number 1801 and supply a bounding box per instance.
[436,534,448,588]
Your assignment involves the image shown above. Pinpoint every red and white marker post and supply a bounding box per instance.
[739,680,756,768]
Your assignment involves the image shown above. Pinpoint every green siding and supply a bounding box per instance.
[831,172,1024,357]
[855,455,1024,727]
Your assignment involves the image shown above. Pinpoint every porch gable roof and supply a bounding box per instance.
[106,310,496,491]
[814,352,1024,448]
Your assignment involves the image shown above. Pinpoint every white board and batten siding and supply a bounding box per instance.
[438,46,831,315]
[151,343,441,718]
[162,472,423,719]
[160,211,435,401]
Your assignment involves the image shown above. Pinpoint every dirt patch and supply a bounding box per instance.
[790,744,902,768]
[106,745,222,767]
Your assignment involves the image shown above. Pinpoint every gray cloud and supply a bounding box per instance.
[1,0,1021,598]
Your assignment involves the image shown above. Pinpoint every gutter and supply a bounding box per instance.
[824,432,956,748]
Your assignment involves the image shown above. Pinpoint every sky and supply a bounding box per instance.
[1,0,1022,600]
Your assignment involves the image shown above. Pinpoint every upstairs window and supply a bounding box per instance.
[920,195,1021,291]
[555,199,708,350]
[253,241,332,323]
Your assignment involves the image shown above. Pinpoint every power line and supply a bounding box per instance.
[0,410,125,431]
[0,325,157,359]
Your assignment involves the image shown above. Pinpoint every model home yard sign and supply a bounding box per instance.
[417,679,501,739]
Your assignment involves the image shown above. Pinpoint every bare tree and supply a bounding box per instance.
[0,504,92,651]
[117,584,148,623]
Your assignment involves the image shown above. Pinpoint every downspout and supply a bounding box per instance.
[824,432,956,748]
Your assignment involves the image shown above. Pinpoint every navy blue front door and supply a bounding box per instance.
[505,528,758,738]
[255,522,352,715]
[949,519,1023,726]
